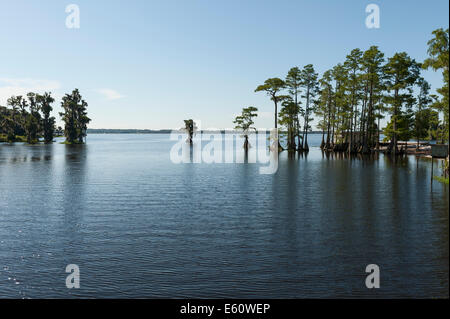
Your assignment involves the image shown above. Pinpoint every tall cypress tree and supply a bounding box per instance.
[344,49,363,153]
[300,64,319,151]
[384,52,420,155]
[37,92,56,144]
[361,46,385,152]
[316,70,334,149]
[285,67,302,150]
[60,89,90,144]
[77,99,90,144]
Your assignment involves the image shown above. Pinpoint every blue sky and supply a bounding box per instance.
[0,0,448,129]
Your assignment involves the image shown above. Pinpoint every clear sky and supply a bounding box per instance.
[0,0,448,130]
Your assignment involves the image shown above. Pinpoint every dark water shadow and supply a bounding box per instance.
[61,144,89,258]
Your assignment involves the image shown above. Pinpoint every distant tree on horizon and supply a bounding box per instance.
[183,119,196,145]
[233,106,258,151]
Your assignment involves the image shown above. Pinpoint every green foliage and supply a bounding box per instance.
[252,32,448,155]
[343,48,363,148]
[255,77,286,129]
[255,78,286,96]
[1,91,82,144]
[60,89,91,144]
[0,134,26,143]
[234,106,258,133]
[234,107,258,150]
[423,28,449,144]
[278,98,299,150]
[433,175,449,184]
[331,63,348,144]
[383,111,413,142]
[299,64,319,149]
[412,78,438,143]
[38,92,56,143]
[24,93,42,144]
[233,106,258,151]
[316,69,333,146]
[414,108,439,140]
[4,94,43,144]
[285,67,303,148]
[285,67,302,102]
[0,105,17,142]
[360,46,385,147]
[383,52,420,152]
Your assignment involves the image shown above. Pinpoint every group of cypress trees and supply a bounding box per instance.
[59,89,91,144]
[254,28,448,158]
[0,93,56,144]
[0,88,90,144]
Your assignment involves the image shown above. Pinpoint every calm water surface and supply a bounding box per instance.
[0,134,448,298]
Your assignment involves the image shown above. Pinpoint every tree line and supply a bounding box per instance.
[0,89,90,144]
[244,28,448,157]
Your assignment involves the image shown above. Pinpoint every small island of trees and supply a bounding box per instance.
[251,29,448,157]
[237,28,448,179]
[0,88,90,145]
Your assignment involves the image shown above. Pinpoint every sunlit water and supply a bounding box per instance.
[0,134,448,298]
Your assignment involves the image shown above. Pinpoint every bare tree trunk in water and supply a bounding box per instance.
[331,113,335,148]
[326,104,331,149]
[416,133,420,150]
[349,104,354,154]
[290,124,296,151]
[304,117,309,152]
[296,117,302,152]
[392,89,398,156]
[302,86,311,152]
[376,113,380,150]
[320,130,325,149]
[272,97,282,151]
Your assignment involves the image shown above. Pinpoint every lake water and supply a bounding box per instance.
[0,134,448,298]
